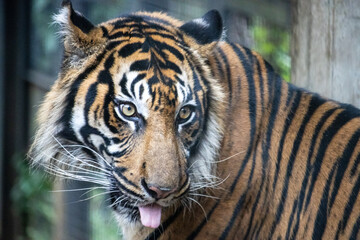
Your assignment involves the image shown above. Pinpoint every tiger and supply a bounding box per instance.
[29,0,360,239]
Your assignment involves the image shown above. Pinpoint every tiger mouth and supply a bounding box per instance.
[109,187,169,228]
[109,176,190,228]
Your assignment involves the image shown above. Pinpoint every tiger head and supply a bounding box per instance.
[29,0,226,229]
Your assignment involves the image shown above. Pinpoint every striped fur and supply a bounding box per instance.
[29,1,360,239]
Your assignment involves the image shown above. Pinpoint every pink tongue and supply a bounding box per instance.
[138,204,162,228]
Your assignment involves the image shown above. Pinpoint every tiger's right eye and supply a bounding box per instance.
[179,107,192,120]
[177,106,194,124]
[120,103,137,117]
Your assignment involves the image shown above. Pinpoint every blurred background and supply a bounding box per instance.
[0,0,358,239]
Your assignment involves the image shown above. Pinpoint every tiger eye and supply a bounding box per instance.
[121,103,136,117]
[179,107,192,120]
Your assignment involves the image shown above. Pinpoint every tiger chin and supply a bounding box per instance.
[29,1,360,239]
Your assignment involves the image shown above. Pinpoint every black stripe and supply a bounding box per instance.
[107,148,129,158]
[243,145,266,239]
[329,129,360,209]
[59,50,107,140]
[269,95,321,238]
[228,43,258,193]
[139,85,145,100]
[163,60,182,74]
[130,73,146,98]
[220,45,259,239]
[108,31,143,40]
[256,59,265,114]
[213,54,225,86]
[119,74,132,98]
[285,198,299,240]
[84,82,98,123]
[217,47,232,106]
[312,164,337,240]
[290,107,338,239]
[80,74,117,144]
[130,59,150,72]
[272,88,300,190]
[186,59,209,157]
[117,135,134,152]
[175,75,185,87]
[350,152,360,177]
[98,53,118,134]
[112,175,143,199]
[187,201,220,239]
[100,26,109,37]
[335,163,360,237]
[259,70,283,203]
[118,42,143,58]
[106,40,125,51]
[350,215,360,240]
[254,206,270,239]
[219,191,247,239]
[304,109,359,211]
[111,16,172,32]
[113,167,139,189]
[151,38,184,61]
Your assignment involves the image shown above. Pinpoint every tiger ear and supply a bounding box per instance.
[180,10,223,55]
[54,0,106,67]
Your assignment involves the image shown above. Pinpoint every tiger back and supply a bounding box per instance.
[29,1,360,239]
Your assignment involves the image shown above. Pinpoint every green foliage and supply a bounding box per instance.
[11,155,121,240]
[11,154,54,240]
[90,190,122,240]
[31,0,60,76]
[250,18,291,82]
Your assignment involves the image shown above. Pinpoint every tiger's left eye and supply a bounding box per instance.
[120,103,137,117]
[178,106,192,121]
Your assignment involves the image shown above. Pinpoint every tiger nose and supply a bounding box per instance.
[141,179,176,199]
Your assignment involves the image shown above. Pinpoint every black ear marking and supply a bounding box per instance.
[180,10,223,44]
[62,0,94,34]
[61,0,71,7]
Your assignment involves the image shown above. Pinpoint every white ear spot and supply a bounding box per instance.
[192,18,210,28]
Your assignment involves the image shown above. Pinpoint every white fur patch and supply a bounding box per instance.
[52,7,70,38]
[193,18,210,28]
[113,69,151,120]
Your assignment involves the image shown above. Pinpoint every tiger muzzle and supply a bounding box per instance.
[141,179,176,199]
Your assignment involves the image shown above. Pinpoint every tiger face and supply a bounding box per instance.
[30,1,225,230]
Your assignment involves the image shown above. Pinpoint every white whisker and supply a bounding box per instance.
[188,197,207,221]
[51,186,108,193]
[189,193,219,200]
[213,150,245,163]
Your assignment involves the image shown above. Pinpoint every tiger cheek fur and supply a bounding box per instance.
[29,1,360,240]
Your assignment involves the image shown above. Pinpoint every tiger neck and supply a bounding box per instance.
[208,42,283,212]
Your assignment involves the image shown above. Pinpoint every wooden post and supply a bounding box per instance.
[291,0,360,107]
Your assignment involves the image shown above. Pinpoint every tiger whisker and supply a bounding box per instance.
[190,174,230,192]
[67,189,120,204]
[51,135,112,174]
[212,150,245,163]
[188,192,219,200]
[44,160,111,183]
[62,143,113,169]
[109,195,127,208]
[42,163,110,186]
[51,186,108,193]
[187,197,207,221]
[40,149,112,178]
[55,146,112,174]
